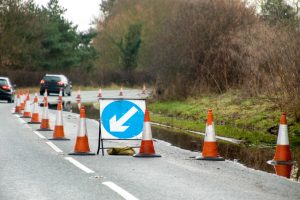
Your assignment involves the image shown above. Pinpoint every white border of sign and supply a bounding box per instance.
[99,99,145,139]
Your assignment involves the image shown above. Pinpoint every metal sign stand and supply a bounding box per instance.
[97,97,145,156]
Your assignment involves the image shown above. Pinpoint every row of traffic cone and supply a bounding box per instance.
[13,90,94,155]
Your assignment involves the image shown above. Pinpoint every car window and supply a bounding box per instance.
[0,79,8,86]
[44,76,61,82]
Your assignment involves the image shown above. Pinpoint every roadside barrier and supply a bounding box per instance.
[50,102,69,140]
[134,109,161,157]
[21,94,31,118]
[268,112,294,165]
[196,109,224,161]
[69,106,95,155]
[28,93,41,124]
[37,95,52,131]
[97,87,102,97]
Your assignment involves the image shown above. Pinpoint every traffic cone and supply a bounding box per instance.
[43,89,48,102]
[21,94,31,118]
[20,92,25,111]
[28,93,41,124]
[134,109,161,157]
[13,93,22,114]
[274,164,292,178]
[37,97,52,131]
[142,84,146,94]
[196,109,224,161]
[49,102,69,140]
[97,87,102,98]
[57,88,63,103]
[69,106,95,155]
[119,87,123,96]
[268,112,294,165]
[76,89,81,100]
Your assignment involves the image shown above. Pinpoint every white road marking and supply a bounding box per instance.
[33,131,46,139]
[18,118,26,124]
[46,141,63,153]
[64,157,95,174]
[102,182,139,200]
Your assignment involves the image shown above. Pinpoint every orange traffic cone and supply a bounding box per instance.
[50,102,69,140]
[76,89,81,100]
[57,88,63,103]
[142,84,146,94]
[196,109,224,161]
[29,93,41,124]
[21,94,31,118]
[119,87,123,96]
[97,87,102,98]
[268,112,294,165]
[13,93,22,114]
[37,97,52,131]
[134,109,161,157]
[69,106,95,155]
[20,92,25,111]
[274,164,292,178]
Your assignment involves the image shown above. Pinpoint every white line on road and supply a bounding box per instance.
[46,141,63,153]
[102,182,139,200]
[33,131,46,139]
[64,157,95,174]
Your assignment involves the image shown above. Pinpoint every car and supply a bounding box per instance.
[0,76,16,103]
[40,74,72,96]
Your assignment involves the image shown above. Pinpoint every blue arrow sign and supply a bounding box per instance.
[101,100,144,139]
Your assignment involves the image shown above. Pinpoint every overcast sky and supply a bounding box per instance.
[34,0,100,32]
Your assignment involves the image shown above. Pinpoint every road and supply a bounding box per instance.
[0,90,299,200]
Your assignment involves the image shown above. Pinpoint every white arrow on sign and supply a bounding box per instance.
[109,107,138,132]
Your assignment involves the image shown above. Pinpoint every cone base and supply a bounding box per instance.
[195,156,225,161]
[37,128,53,131]
[20,116,31,118]
[267,160,296,166]
[68,152,95,156]
[133,153,161,158]
[13,112,22,114]
[49,138,70,141]
[28,121,41,124]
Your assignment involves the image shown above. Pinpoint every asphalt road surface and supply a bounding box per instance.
[0,90,299,200]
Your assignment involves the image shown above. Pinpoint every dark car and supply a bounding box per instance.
[40,74,72,96]
[0,77,16,103]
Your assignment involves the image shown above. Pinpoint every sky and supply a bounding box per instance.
[34,0,101,32]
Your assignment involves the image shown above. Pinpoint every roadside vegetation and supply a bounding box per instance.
[148,91,300,148]
[1,0,300,148]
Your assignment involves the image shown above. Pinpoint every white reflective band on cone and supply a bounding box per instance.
[77,118,87,137]
[277,125,289,145]
[24,101,31,112]
[204,124,216,142]
[16,98,21,107]
[42,106,49,119]
[142,122,152,140]
[55,110,63,125]
[32,102,39,113]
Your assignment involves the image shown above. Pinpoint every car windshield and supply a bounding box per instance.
[44,76,61,82]
[0,79,8,86]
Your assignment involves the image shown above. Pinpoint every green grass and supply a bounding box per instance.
[148,91,300,148]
